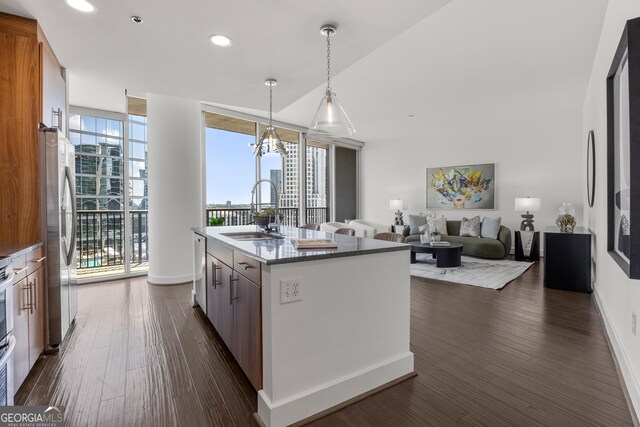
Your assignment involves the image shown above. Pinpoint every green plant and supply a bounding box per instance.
[255,207,282,218]
[431,230,441,236]
[209,217,225,226]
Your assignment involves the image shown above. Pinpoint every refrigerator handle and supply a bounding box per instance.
[64,166,77,266]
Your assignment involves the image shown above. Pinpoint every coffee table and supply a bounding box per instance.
[410,242,463,268]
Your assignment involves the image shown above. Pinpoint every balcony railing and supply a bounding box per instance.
[77,210,148,270]
[206,207,329,227]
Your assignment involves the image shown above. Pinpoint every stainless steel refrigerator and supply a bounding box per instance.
[40,126,78,348]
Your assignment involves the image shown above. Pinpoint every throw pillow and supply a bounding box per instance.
[427,215,448,236]
[460,216,481,237]
[409,214,427,235]
[481,216,501,239]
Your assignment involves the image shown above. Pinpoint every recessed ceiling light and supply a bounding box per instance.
[131,16,143,24]
[210,34,232,47]
[65,0,96,13]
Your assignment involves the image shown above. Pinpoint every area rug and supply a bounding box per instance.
[410,254,534,290]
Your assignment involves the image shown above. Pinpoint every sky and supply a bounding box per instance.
[206,128,282,205]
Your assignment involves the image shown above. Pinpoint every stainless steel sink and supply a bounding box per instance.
[221,232,285,241]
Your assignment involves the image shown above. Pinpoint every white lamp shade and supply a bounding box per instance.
[515,197,541,212]
[389,199,406,210]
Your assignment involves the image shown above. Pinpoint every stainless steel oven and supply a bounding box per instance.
[0,257,15,405]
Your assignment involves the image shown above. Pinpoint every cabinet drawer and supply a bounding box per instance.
[27,246,46,275]
[206,238,233,267]
[234,251,261,285]
[12,254,28,282]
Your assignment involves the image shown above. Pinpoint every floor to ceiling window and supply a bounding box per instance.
[205,111,313,228]
[70,97,149,281]
[305,140,330,224]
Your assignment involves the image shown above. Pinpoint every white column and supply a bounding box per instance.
[147,93,202,284]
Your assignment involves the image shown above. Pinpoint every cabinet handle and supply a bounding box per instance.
[32,277,37,311]
[20,283,31,310]
[237,262,252,270]
[23,283,33,314]
[212,263,221,289]
[14,267,28,275]
[30,257,46,263]
[230,275,239,304]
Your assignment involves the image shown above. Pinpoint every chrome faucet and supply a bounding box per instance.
[250,179,281,233]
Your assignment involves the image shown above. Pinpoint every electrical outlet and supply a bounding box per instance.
[633,312,637,336]
[280,278,303,304]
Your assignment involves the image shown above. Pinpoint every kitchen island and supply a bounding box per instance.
[192,225,414,427]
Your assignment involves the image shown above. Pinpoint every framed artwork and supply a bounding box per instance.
[426,163,495,210]
[607,17,640,279]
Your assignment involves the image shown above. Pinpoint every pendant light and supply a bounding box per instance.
[254,79,288,158]
[308,24,356,138]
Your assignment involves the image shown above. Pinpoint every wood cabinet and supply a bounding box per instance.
[12,248,46,391]
[206,254,233,347]
[205,240,262,389]
[0,12,66,244]
[232,273,262,389]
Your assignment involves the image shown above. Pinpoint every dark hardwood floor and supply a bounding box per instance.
[16,262,635,426]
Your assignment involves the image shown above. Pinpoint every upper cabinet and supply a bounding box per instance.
[0,12,67,244]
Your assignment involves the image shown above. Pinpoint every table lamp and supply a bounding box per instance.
[515,197,541,231]
[389,199,407,225]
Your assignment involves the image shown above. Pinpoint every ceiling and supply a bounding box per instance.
[0,0,608,144]
[0,0,452,112]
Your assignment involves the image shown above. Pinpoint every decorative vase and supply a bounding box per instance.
[556,214,576,233]
[431,234,441,243]
[420,234,429,244]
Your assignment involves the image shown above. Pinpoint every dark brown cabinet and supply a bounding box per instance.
[232,273,262,389]
[207,254,233,347]
[205,239,262,389]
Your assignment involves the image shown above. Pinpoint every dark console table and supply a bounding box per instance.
[543,227,592,293]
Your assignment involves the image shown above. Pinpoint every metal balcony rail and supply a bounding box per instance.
[77,210,148,270]
[205,207,329,227]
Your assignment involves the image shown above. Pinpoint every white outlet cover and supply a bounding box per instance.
[280,278,303,304]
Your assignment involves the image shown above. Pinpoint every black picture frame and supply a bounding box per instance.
[607,17,640,279]
[587,130,595,208]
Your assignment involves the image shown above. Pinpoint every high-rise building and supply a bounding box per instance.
[270,169,282,206]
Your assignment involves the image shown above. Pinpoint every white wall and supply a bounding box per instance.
[582,0,640,418]
[360,100,584,241]
[356,0,612,240]
[147,93,203,284]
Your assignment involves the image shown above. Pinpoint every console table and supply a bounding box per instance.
[543,227,592,293]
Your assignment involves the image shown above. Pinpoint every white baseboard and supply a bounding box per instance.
[257,352,414,427]
[147,273,192,285]
[594,289,640,423]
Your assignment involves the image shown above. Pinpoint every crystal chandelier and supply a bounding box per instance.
[308,24,356,138]
[254,79,288,158]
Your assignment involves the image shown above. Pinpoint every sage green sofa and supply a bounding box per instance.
[403,220,511,259]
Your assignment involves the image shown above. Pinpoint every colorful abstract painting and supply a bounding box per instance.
[426,164,495,209]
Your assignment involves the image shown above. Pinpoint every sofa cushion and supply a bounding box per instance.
[408,214,427,235]
[460,216,481,237]
[481,216,501,239]
[443,235,506,259]
[447,220,462,236]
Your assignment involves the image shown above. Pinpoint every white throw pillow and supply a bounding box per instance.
[481,216,501,239]
[427,215,448,236]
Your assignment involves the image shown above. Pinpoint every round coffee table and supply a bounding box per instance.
[410,242,463,268]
